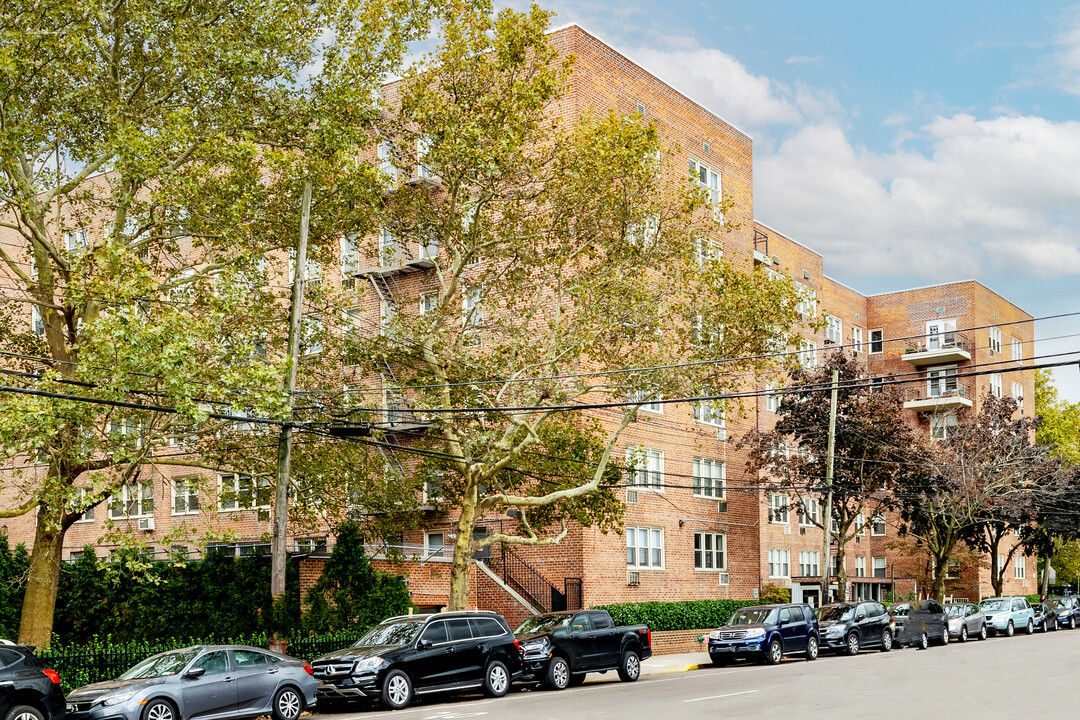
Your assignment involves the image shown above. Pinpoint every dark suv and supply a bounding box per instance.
[0,644,66,720]
[818,601,893,655]
[311,612,522,711]
[706,604,819,666]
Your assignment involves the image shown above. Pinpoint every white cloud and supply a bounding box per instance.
[1055,11,1080,95]
[786,55,823,65]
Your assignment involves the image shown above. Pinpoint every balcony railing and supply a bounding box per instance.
[903,376,975,411]
[902,331,973,365]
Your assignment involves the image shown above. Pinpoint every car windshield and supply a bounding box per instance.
[980,599,1008,611]
[120,649,200,679]
[817,606,854,622]
[515,614,572,634]
[1049,599,1066,609]
[890,606,909,617]
[944,605,966,617]
[354,619,424,647]
[729,608,777,625]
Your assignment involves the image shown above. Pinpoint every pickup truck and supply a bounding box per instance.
[514,610,651,690]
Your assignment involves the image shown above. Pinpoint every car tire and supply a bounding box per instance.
[918,631,929,650]
[380,669,413,710]
[845,632,860,657]
[1070,617,1076,630]
[1026,619,1034,635]
[806,636,819,661]
[1005,620,1015,637]
[546,656,571,690]
[4,706,45,720]
[483,660,511,698]
[939,625,949,645]
[272,686,304,720]
[568,674,587,687]
[959,626,967,643]
[765,639,783,665]
[617,650,641,682]
[881,629,892,652]
[141,699,177,720]
[979,624,987,640]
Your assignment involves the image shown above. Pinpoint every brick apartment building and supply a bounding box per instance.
[0,24,1038,622]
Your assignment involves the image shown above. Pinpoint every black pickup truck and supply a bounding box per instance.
[515,610,652,690]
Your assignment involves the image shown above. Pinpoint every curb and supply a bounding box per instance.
[643,661,709,675]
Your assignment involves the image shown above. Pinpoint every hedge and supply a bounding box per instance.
[595,599,763,632]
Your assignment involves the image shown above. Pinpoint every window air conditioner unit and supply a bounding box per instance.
[627,571,641,586]
[784,525,791,535]
[627,490,638,504]
[717,428,728,441]
[138,517,155,532]
[717,500,728,514]
[718,572,729,586]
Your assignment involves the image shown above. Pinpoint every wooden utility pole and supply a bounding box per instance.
[271,181,311,601]
[819,369,840,605]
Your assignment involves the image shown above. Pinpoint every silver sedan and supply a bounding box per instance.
[944,603,987,642]
[65,646,318,720]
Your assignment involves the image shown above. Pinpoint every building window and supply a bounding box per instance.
[219,473,271,511]
[424,532,445,558]
[946,561,961,580]
[172,478,200,515]
[630,390,663,413]
[692,458,725,498]
[854,513,866,534]
[109,482,153,519]
[626,526,664,569]
[768,493,789,524]
[872,556,887,579]
[798,340,817,368]
[798,550,820,577]
[31,306,45,338]
[626,447,663,491]
[340,233,360,276]
[420,292,439,315]
[989,327,1002,355]
[1015,555,1026,579]
[799,499,820,526]
[869,329,884,354]
[825,315,842,344]
[695,236,722,265]
[1012,381,1024,412]
[768,549,790,578]
[930,411,958,441]
[1011,337,1023,361]
[855,556,866,578]
[72,488,96,523]
[852,326,863,355]
[64,228,88,254]
[693,397,725,427]
[688,158,721,208]
[765,382,781,413]
[871,514,887,536]
[694,532,726,571]
[927,366,959,397]
[989,373,1002,398]
[301,313,323,354]
[795,285,816,317]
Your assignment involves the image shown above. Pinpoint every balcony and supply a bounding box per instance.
[350,240,438,279]
[902,331,972,365]
[903,378,974,412]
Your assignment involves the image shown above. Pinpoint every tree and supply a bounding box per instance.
[0,0,436,646]
[342,4,806,609]
[1033,370,1080,594]
[743,352,924,601]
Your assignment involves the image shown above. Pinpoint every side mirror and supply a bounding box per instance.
[185,668,206,679]
[418,638,433,649]
[552,627,569,640]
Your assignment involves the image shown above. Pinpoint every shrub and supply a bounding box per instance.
[595,599,762,632]
[759,584,791,604]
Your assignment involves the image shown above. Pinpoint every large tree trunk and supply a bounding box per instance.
[447,477,479,610]
[930,550,950,602]
[835,548,848,602]
[18,501,66,648]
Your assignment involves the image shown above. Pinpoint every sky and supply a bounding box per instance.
[502,0,1080,403]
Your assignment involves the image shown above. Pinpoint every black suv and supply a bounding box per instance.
[0,644,66,720]
[817,601,893,655]
[311,612,522,711]
[706,604,820,665]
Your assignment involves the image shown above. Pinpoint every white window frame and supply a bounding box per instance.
[694,531,726,571]
[630,390,663,414]
[768,549,791,578]
[825,315,842,344]
[420,292,439,315]
[626,526,664,569]
[1015,555,1026,579]
[989,327,1002,355]
[989,372,1002,398]
[1011,337,1023,362]
[424,531,446,559]
[692,458,725,499]
[852,326,863,356]
[869,329,884,354]
[340,233,360,276]
[765,382,781,413]
[218,473,271,511]
[798,550,820,577]
[855,556,867,578]
[72,488,96,523]
[1012,381,1024,412]
[872,556,887,579]
[768,493,790,524]
[799,340,818,368]
[626,447,664,492]
[927,365,959,397]
[31,305,45,338]
[799,498,820,527]
[795,285,816,317]
[871,513,887,537]
[65,228,88,254]
[172,478,200,516]
[695,236,722,265]
[109,482,154,519]
[692,396,725,427]
[689,158,722,219]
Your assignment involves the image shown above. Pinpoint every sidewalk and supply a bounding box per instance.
[640,650,710,675]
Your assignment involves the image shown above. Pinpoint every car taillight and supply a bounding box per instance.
[43,669,61,684]
[646,629,651,646]
[513,640,521,655]
[303,663,314,676]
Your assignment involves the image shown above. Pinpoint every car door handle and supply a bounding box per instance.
[223,677,236,683]
[267,669,279,675]
[443,647,454,654]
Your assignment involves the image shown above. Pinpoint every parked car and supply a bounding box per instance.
[0,645,66,720]
[515,610,651,690]
[1048,596,1080,629]
[311,611,521,711]
[65,646,315,720]
[944,603,987,642]
[706,604,819,666]
[1032,603,1059,632]
[817,602,893,655]
[979,596,1035,637]
[889,600,948,648]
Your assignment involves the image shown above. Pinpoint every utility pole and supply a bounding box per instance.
[271,181,311,603]
[820,369,839,605]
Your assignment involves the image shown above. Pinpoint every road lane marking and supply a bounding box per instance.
[683,689,759,703]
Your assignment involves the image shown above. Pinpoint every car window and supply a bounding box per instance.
[802,606,816,623]
[232,650,268,668]
[730,608,778,625]
[0,649,21,667]
[854,605,867,620]
[1012,599,1022,611]
[778,607,792,623]
[191,651,229,676]
[590,612,614,630]
[469,618,506,638]
[569,614,593,633]
[421,621,448,645]
[446,619,474,642]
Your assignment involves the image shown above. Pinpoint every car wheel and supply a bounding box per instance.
[1005,620,1015,637]
[710,655,730,667]
[918,631,929,650]
[568,674,587,687]
[846,632,860,656]
[1026,619,1035,635]
[618,650,641,682]
[141,699,177,720]
[272,687,304,720]
[4,706,45,720]
[765,639,783,665]
[380,670,413,710]
[959,625,968,643]
[806,636,819,661]
[1070,617,1076,630]
[546,656,571,690]
[940,625,949,645]
[483,660,511,698]
[881,629,893,652]
[979,624,987,640]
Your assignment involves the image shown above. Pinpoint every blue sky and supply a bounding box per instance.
[513,0,1080,402]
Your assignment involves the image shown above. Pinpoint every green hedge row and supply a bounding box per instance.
[595,599,762,632]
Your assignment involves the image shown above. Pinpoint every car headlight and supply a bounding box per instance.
[101,693,136,706]
[522,639,550,654]
[744,628,765,639]
[353,656,384,673]
[826,625,845,636]
[709,631,722,640]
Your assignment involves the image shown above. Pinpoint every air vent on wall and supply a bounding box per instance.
[627,571,641,586]
[718,572,729,586]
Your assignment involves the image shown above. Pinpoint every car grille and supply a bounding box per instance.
[719,630,747,640]
[312,663,354,678]
[67,702,94,713]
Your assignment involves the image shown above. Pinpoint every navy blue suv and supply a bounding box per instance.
[706,604,819,666]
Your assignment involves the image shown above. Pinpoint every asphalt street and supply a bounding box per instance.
[309,627,1080,720]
